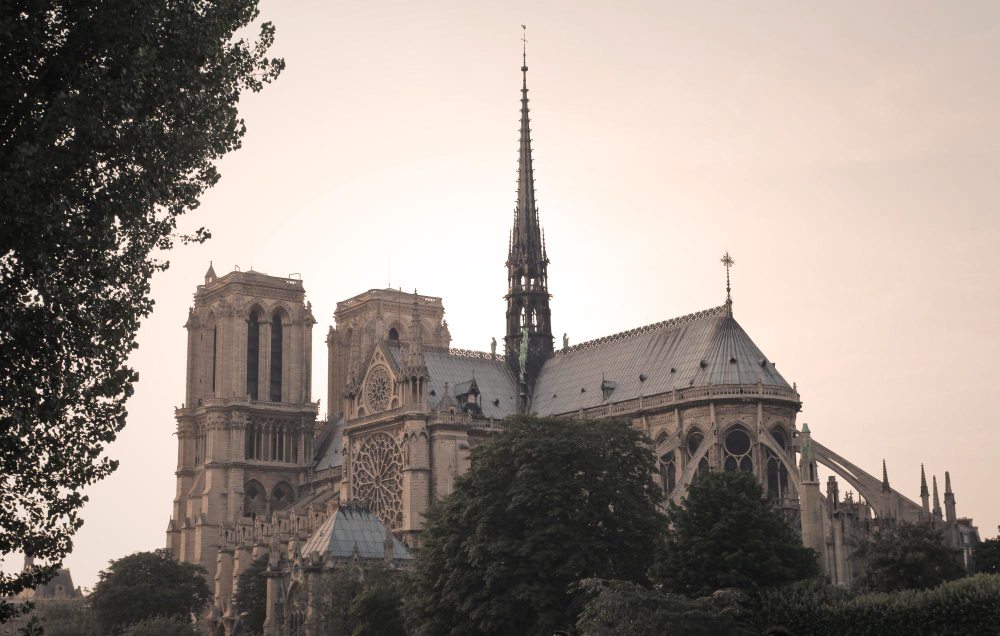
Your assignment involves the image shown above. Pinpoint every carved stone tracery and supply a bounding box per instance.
[351,432,403,527]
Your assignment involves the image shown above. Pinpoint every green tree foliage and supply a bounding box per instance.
[232,555,268,636]
[974,536,1000,574]
[88,549,211,635]
[653,470,819,597]
[575,579,753,636]
[120,616,198,636]
[29,598,99,636]
[752,577,853,634]
[852,522,964,593]
[405,416,667,635]
[310,567,364,635]
[0,1,282,616]
[754,574,1000,636]
[349,580,406,636]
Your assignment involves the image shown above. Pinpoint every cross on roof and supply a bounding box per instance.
[721,251,735,313]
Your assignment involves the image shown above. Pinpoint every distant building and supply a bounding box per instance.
[166,51,978,635]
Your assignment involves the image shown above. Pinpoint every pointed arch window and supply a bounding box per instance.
[246,310,261,400]
[766,427,789,500]
[270,310,283,402]
[723,426,753,473]
[660,451,676,495]
[210,325,218,394]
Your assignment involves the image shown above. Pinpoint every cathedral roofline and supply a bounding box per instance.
[335,288,444,312]
[553,304,728,355]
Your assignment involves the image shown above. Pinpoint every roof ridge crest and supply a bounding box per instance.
[555,304,728,355]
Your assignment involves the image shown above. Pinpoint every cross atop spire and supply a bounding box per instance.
[721,251,734,315]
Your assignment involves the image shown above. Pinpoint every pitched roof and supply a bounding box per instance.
[313,414,344,471]
[300,504,411,560]
[532,306,791,415]
[386,345,520,419]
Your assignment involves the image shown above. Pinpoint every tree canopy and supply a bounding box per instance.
[0,0,281,615]
[88,549,211,635]
[975,536,1000,575]
[652,470,819,597]
[405,416,667,635]
[233,555,268,636]
[852,522,964,593]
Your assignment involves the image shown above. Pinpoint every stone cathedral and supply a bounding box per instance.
[165,54,980,635]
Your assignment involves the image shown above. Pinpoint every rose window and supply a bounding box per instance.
[352,432,403,527]
[364,366,392,413]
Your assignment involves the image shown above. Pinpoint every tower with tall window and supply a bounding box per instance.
[167,267,318,575]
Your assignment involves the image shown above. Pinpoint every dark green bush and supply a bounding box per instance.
[755,574,1000,635]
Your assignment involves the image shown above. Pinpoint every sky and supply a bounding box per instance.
[30,1,1000,589]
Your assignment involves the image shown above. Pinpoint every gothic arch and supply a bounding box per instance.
[269,306,289,402]
[246,305,265,400]
[270,481,295,511]
[244,480,267,517]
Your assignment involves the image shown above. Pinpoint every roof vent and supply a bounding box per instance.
[492,398,500,406]
[699,360,707,368]
[639,373,647,382]
[670,367,676,373]
[759,359,767,368]
[429,389,436,396]
[729,357,737,364]
[581,387,586,393]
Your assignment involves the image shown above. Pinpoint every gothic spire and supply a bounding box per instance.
[881,459,891,493]
[509,25,546,266]
[504,26,554,392]
[932,475,943,519]
[920,463,930,514]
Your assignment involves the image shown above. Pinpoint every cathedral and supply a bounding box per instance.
[165,52,980,635]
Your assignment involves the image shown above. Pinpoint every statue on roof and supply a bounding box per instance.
[490,337,497,358]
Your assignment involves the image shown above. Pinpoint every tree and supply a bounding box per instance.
[653,470,819,598]
[28,598,99,636]
[852,522,964,592]
[975,536,1000,575]
[0,1,282,617]
[310,567,364,635]
[120,616,198,636]
[575,579,753,636]
[232,555,268,635]
[405,416,667,635]
[349,580,406,636]
[88,549,211,635]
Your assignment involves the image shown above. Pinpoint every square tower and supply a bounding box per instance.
[166,267,319,575]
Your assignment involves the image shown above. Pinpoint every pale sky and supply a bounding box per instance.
[31,1,1000,589]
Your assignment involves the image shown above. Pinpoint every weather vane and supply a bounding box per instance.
[721,251,734,312]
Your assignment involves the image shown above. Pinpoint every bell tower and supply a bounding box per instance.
[167,267,318,578]
[504,34,553,394]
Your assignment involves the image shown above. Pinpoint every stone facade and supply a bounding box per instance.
[166,55,981,635]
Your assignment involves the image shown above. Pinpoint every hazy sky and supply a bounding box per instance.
[27,1,1000,589]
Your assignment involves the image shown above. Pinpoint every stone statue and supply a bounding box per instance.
[490,336,497,358]
[562,333,569,349]
[518,327,529,381]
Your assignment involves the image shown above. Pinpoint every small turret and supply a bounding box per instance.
[204,261,217,285]
[932,475,943,521]
[944,471,957,523]
[920,464,930,515]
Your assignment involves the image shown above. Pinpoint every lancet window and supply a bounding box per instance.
[246,309,261,400]
[269,310,283,402]
[766,427,790,500]
[660,451,677,495]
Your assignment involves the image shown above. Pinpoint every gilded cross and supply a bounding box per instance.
[720,251,735,308]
